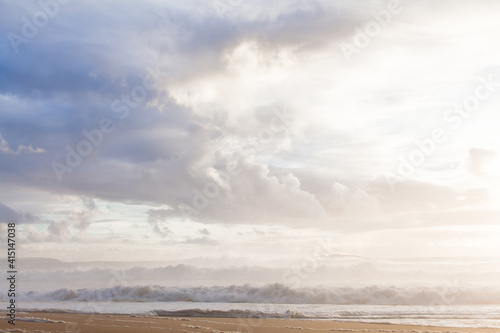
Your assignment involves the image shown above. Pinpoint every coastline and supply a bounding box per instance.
[1,311,499,333]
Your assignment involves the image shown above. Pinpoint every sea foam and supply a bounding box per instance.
[7,284,500,305]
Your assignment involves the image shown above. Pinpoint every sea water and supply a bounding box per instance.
[6,256,500,329]
[16,301,500,328]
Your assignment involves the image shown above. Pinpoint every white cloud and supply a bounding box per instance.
[2,0,500,262]
[0,132,45,155]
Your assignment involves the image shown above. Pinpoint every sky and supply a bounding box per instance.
[1,0,500,263]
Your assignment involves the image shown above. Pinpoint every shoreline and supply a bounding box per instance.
[1,311,500,333]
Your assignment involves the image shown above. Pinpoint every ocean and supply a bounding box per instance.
[16,300,500,328]
[4,256,500,329]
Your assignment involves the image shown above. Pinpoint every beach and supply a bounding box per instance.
[2,312,500,333]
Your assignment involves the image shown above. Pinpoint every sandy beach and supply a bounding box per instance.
[1,312,499,333]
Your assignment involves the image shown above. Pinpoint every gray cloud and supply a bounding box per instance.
[70,198,98,235]
[0,202,20,223]
[47,220,71,242]
[0,201,38,223]
[0,0,363,209]
[1,0,500,260]
[147,209,174,237]
[183,236,218,245]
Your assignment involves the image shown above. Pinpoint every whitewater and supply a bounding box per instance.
[4,256,500,328]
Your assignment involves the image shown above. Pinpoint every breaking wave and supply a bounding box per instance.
[153,308,309,318]
[9,284,500,305]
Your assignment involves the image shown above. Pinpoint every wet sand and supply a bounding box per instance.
[1,311,499,333]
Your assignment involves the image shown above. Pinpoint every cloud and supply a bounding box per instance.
[21,221,71,243]
[0,201,19,223]
[69,198,98,235]
[373,178,486,213]
[199,228,210,235]
[47,220,71,242]
[183,155,328,226]
[1,0,500,261]
[0,132,45,155]
[327,182,380,216]
[183,236,218,245]
[0,201,38,223]
[147,208,174,237]
[0,0,404,228]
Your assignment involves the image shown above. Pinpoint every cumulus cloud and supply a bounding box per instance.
[69,198,98,236]
[147,208,174,237]
[184,155,328,226]
[47,221,72,242]
[1,0,500,260]
[20,220,72,243]
[327,182,380,216]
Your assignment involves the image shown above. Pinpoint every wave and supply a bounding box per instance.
[153,309,309,318]
[8,284,500,305]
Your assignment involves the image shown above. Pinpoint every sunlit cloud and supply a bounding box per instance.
[1,0,499,263]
